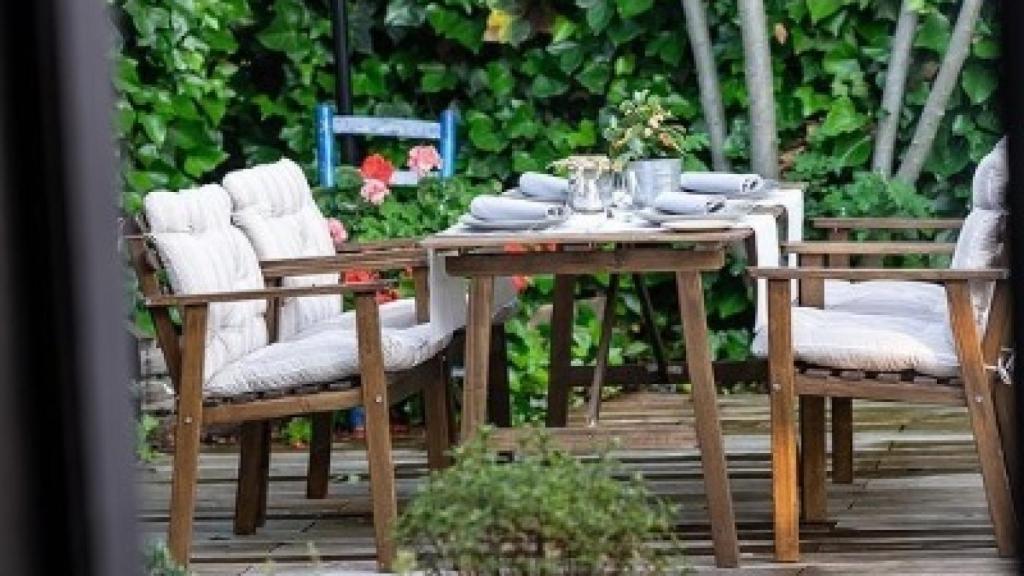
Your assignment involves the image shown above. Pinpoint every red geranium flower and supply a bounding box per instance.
[360,154,395,184]
[343,269,379,285]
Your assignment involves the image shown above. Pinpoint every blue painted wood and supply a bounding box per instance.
[315,104,335,188]
[332,116,441,140]
[314,104,458,185]
[440,109,456,178]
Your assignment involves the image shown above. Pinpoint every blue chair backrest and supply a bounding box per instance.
[315,103,457,188]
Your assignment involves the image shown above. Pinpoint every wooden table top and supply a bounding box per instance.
[420,226,753,250]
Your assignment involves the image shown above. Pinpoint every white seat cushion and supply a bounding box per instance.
[223,158,343,340]
[752,307,959,377]
[143,185,270,384]
[824,279,946,320]
[206,323,451,397]
[292,298,419,339]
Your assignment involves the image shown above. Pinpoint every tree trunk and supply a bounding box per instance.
[737,0,779,178]
[681,0,731,171]
[895,0,984,184]
[872,1,918,176]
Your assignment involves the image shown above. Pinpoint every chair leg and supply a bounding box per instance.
[424,357,451,470]
[257,421,270,527]
[768,280,799,562]
[487,323,511,427]
[800,396,827,522]
[168,305,208,567]
[234,421,265,534]
[831,398,853,484]
[355,294,398,571]
[306,412,333,499]
[947,282,1018,556]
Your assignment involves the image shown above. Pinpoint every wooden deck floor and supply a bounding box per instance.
[138,393,1017,574]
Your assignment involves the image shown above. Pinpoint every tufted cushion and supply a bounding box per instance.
[824,279,946,320]
[143,185,270,385]
[223,158,342,340]
[971,137,1007,210]
[752,307,958,377]
[206,323,450,397]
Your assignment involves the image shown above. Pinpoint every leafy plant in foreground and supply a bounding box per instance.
[394,428,685,574]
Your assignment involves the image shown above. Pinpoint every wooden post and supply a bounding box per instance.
[423,357,451,470]
[354,293,397,570]
[826,229,854,484]
[677,271,740,567]
[588,274,620,426]
[306,413,333,499]
[946,281,1017,557]
[547,274,576,427]
[462,277,494,440]
[234,421,266,534]
[767,280,799,561]
[167,305,207,566]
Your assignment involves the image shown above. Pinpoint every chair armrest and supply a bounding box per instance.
[260,249,428,279]
[781,241,956,256]
[335,238,423,252]
[747,267,1007,282]
[811,217,964,231]
[144,281,392,308]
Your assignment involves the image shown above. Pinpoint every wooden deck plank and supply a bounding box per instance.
[138,394,1014,575]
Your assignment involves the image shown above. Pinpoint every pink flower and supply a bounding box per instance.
[407,145,443,177]
[360,178,390,205]
[326,217,348,248]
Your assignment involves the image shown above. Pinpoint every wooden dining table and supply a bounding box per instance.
[422,224,760,568]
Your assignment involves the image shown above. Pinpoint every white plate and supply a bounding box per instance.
[636,203,750,225]
[458,213,568,231]
[501,188,567,204]
[661,219,737,231]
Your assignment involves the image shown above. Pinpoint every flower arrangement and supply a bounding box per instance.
[353,145,444,206]
[603,90,705,165]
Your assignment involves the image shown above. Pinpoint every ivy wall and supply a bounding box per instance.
[114,0,1002,421]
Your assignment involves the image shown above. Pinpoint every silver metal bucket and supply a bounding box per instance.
[626,158,681,208]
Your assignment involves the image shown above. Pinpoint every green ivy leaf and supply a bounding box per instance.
[578,60,611,94]
[818,96,865,137]
[530,74,569,99]
[961,63,997,105]
[183,148,228,178]
[806,0,844,24]
[617,0,653,19]
[914,12,950,53]
[467,113,504,152]
[140,114,167,146]
[578,0,613,33]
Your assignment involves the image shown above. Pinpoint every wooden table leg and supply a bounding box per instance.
[588,273,620,426]
[633,273,669,384]
[462,276,494,441]
[547,274,576,428]
[800,396,827,522]
[676,270,739,568]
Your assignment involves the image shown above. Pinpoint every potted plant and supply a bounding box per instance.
[394,429,685,575]
[603,91,705,207]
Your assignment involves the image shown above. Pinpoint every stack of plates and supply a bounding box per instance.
[458,213,569,231]
[636,201,752,231]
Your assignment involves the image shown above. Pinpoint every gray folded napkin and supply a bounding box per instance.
[469,196,566,221]
[519,172,569,201]
[680,172,765,196]
[652,192,725,215]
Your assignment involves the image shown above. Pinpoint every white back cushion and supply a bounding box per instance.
[223,158,341,340]
[143,185,269,386]
[952,139,1007,324]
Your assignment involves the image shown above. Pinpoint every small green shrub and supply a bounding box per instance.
[143,540,189,576]
[394,428,685,574]
[136,413,160,463]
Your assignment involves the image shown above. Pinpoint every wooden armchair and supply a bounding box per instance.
[128,185,451,571]
[752,140,1015,560]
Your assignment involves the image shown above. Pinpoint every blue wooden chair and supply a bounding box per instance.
[314,103,457,187]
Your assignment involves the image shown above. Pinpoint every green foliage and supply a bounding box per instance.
[143,540,190,576]
[136,413,160,462]
[113,0,251,213]
[115,0,1002,421]
[394,428,683,574]
[284,416,312,446]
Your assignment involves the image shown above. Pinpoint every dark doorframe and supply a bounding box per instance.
[0,1,136,574]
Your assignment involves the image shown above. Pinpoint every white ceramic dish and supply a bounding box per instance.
[458,213,568,231]
[661,219,738,231]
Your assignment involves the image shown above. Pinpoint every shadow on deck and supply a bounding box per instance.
[137,393,1017,575]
